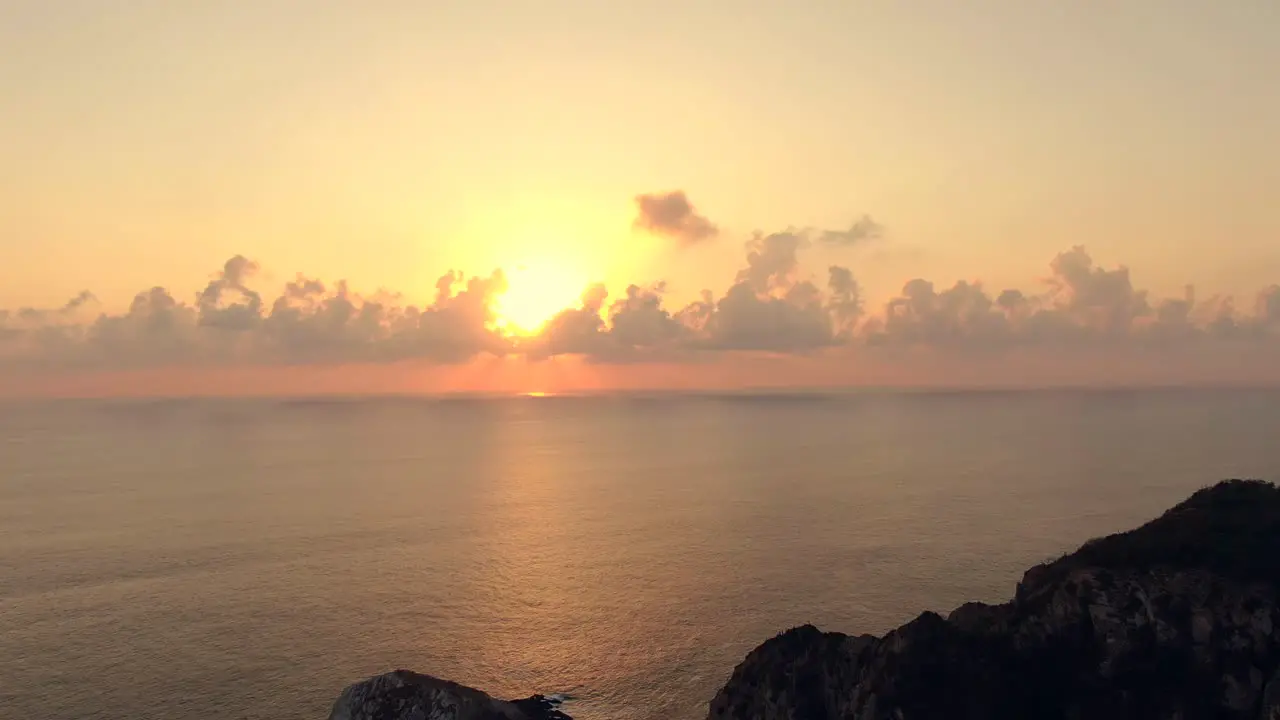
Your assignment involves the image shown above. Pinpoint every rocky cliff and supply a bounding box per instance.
[329,670,572,720]
[709,479,1280,719]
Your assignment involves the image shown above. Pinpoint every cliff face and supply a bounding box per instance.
[710,480,1280,720]
[329,670,572,720]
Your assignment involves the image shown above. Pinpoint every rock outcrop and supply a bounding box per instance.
[710,479,1280,719]
[329,670,571,720]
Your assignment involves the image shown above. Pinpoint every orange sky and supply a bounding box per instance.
[2,2,1279,395]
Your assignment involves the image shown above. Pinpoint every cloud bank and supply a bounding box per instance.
[4,196,1280,390]
[2,257,511,370]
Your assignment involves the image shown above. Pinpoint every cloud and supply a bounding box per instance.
[392,269,511,363]
[4,290,98,328]
[1258,285,1280,327]
[859,246,1280,353]
[819,214,883,247]
[693,231,849,353]
[864,279,1015,349]
[524,282,698,363]
[523,229,870,359]
[198,255,263,331]
[4,223,1280,388]
[63,290,98,313]
[607,283,685,348]
[632,190,719,246]
[700,282,836,352]
[531,284,610,358]
[826,266,863,339]
[1043,246,1149,336]
[89,287,202,366]
[735,230,807,294]
[0,266,512,369]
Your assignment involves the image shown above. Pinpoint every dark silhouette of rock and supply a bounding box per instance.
[329,670,571,720]
[710,479,1280,719]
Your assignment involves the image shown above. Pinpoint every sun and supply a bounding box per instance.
[495,262,590,334]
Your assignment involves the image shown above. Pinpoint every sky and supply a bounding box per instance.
[2,1,1279,395]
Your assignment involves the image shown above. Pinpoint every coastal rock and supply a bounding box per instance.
[709,479,1280,719]
[329,670,571,720]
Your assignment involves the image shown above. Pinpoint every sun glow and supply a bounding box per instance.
[495,262,591,334]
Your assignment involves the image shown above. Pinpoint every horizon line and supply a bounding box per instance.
[5,381,1280,404]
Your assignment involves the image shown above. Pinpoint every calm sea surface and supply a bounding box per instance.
[3,389,1279,720]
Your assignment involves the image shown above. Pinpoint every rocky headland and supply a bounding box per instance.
[328,669,572,720]
[331,479,1280,720]
[710,479,1280,719]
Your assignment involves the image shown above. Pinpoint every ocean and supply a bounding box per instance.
[3,389,1278,720]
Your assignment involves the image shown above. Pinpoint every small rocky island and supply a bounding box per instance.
[330,479,1280,720]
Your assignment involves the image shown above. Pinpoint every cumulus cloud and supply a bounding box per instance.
[533,284,610,358]
[518,227,872,360]
[735,230,807,293]
[864,279,1015,348]
[633,190,719,246]
[516,228,869,360]
[0,265,511,369]
[826,266,863,339]
[692,231,856,352]
[198,255,263,331]
[3,227,1280,385]
[860,246,1280,352]
[524,282,698,363]
[607,283,688,350]
[1043,246,1149,336]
